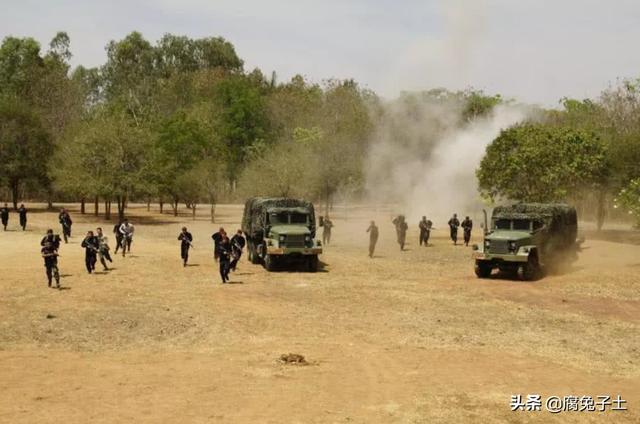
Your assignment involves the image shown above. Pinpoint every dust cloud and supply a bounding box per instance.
[364,99,529,225]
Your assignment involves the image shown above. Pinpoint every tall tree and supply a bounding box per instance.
[0,101,53,208]
[477,123,608,203]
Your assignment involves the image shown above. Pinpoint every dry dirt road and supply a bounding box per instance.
[0,204,638,423]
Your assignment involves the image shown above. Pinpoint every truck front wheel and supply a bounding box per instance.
[264,254,276,271]
[306,255,318,273]
[518,254,540,281]
[475,260,492,278]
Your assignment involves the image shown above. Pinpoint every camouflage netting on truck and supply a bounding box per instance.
[241,197,317,239]
[492,203,577,242]
[492,203,576,222]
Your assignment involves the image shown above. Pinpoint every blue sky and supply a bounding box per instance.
[2,0,640,105]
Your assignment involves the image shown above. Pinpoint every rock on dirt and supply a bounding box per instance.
[280,353,308,365]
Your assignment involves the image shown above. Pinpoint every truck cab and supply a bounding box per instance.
[473,203,578,280]
[242,198,322,272]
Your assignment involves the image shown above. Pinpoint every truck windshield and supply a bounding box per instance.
[494,219,510,230]
[269,212,288,225]
[513,219,531,231]
[290,213,309,224]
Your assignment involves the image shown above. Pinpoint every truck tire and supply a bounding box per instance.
[264,254,276,271]
[518,254,540,281]
[249,243,260,264]
[306,255,318,273]
[474,260,492,278]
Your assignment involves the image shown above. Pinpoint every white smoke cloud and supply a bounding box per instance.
[365,100,529,225]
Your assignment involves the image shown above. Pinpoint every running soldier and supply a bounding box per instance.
[366,220,379,258]
[118,219,135,257]
[58,208,72,243]
[96,227,113,270]
[448,213,460,245]
[322,216,334,245]
[113,221,123,254]
[419,216,433,246]
[1,203,9,231]
[81,230,99,274]
[211,227,226,261]
[41,229,61,249]
[461,216,473,246]
[41,240,60,288]
[18,204,27,231]
[218,234,232,283]
[392,215,409,250]
[178,227,193,267]
[230,229,246,271]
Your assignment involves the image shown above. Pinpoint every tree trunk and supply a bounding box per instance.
[105,201,111,220]
[210,203,216,223]
[117,195,125,221]
[159,200,164,214]
[147,199,151,211]
[596,189,607,231]
[10,179,19,210]
[80,198,86,214]
[172,197,179,217]
[94,196,99,216]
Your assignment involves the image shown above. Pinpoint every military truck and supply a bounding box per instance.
[241,197,322,272]
[472,203,578,280]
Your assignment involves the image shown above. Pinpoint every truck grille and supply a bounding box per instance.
[284,235,305,248]
[489,240,509,254]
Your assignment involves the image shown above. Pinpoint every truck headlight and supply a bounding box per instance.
[484,240,491,250]
[279,234,286,243]
[508,241,517,252]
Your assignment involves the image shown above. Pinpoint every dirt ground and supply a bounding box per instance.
[0,203,638,423]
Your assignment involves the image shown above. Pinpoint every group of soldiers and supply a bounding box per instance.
[364,213,474,258]
[37,212,136,288]
[1,203,29,231]
[180,226,246,283]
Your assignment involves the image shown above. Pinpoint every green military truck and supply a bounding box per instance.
[472,203,579,280]
[241,197,323,272]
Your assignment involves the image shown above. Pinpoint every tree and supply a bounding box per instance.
[151,112,214,215]
[0,101,53,208]
[54,111,151,220]
[477,123,608,203]
[214,74,272,184]
[614,178,640,228]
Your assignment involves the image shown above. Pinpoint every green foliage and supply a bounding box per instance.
[215,74,271,178]
[477,124,608,202]
[614,178,640,227]
[0,101,53,206]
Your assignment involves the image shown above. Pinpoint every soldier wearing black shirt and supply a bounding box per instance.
[461,216,473,246]
[448,214,461,245]
[81,231,99,274]
[41,241,60,288]
[211,227,225,261]
[218,235,231,283]
[58,208,73,243]
[230,230,246,271]
[0,203,9,231]
[178,227,193,267]
[18,204,27,231]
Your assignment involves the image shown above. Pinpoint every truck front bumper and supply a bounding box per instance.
[266,247,323,256]
[473,251,529,263]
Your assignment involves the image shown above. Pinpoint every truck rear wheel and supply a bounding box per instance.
[474,260,492,278]
[306,255,318,273]
[264,254,276,271]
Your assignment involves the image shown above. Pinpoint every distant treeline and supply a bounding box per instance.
[0,31,638,227]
